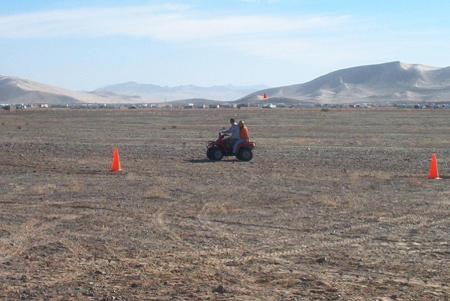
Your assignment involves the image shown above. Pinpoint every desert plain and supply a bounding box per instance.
[0,108,449,300]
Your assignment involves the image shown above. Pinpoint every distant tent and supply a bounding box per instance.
[258,93,269,101]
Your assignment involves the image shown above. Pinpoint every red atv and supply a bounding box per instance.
[207,132,256,161]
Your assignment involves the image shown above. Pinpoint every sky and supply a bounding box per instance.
[1,0,450,91]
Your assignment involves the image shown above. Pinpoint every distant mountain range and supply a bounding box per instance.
[92,82,269,102]
[240,61,450,104]
[0,76,266,104]
[2,61,450,105]
[0,75,124,104]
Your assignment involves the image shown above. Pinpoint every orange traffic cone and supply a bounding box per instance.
[428,154,441,180]
[111,148,122,172]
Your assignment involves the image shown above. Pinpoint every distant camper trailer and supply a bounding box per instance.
[184,103,194,109]
[1,104,11,111]
[39,104,49,108]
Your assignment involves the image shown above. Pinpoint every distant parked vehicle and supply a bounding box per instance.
[237,103,249,108]
[1,105,11,111]
[218,104,233,109]
[262,103,276,109]
[15,104,26,110]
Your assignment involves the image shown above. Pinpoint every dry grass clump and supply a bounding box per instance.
[349,170,392,187]
[64,179,85,193]
[30,184,57,195]
[313,193,340,208]
[143,186,170,199]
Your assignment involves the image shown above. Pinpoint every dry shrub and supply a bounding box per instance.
[349,170,392,187]
[202,202,241,215]
[367,137,384,146]
[66,179,85,193]
[349,171,362,187]
[144,186,169,199]
[77,158,99,165]
[30,184,57,195]
[371,170,392,181]
[314,193,339,208]
[125,172,140,181]
[271,277,300,288]
[291,137,320,146]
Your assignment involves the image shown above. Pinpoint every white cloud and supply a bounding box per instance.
[237,0,280,3]
[0,4,188,39]
[0,4,358,64]
[0,4,347,41]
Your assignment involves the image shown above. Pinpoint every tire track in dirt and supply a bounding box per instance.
[0,209,112,290]
[0,213,89,264]
[0,219,42,263]
[210,235,371,265]
[12,199,197,252]
[265,212,449,255]
[153,207,196,250]
[0,160,103,175]
[196,201,247,246]
[205,213,449,265]
[0,218,52,263]
[153,215,379,264]
[36,196,201,252]
[326,267,450,294]
[7,201,444,273]
[378,214,449,235]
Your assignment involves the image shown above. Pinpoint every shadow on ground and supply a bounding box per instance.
[187,158,240,164]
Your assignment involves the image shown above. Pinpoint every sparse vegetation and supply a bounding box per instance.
[0,109,449,300]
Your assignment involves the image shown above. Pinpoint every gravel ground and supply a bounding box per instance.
[0,108,449,300]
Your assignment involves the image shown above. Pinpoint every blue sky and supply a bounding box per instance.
[1,0,450,90]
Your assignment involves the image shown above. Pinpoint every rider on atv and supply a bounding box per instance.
[233,120,250,154]
[221,118,240,149]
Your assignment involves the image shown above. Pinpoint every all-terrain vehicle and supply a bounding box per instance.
[207,132,255,161]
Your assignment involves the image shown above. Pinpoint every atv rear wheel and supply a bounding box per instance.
[208,147,224,161]
[237,148,253,161]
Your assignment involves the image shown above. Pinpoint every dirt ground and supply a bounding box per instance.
[0,108,449,300]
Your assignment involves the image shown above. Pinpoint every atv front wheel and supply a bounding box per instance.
[208,147,224,161]
[206,148,213,160]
